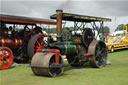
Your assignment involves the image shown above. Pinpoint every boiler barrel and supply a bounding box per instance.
[0,37,24,48]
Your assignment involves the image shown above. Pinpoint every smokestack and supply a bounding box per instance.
[56,9,63,35]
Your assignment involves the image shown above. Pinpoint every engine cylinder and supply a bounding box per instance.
[64,44,77,55]
[0,37,24,48]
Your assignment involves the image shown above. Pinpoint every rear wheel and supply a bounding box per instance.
[0,47,13,69]
[88,40,107,68]
[27,34,46,58]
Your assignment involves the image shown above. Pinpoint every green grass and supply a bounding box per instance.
[0,49,128,85]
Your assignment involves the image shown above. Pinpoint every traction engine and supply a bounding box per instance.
[0,25,43,69]
[0,14,56,69]
[30,10,111,77]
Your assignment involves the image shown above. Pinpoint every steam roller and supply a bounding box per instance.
[30,28,107,76]
[30,9,110,77]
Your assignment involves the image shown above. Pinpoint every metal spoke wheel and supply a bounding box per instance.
[66,46,87,67]
[0,47,13,69]
[31,53,64,77]
[27,34,47,58]
[88,40,107,68]
[67,54,84,67]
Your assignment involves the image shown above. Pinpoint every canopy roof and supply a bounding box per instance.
[50,13,111,22]
[0,14,56,25]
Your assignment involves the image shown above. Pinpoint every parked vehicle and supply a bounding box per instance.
[0,14,56,69]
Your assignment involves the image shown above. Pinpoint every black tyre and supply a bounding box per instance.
[27,34,46,58]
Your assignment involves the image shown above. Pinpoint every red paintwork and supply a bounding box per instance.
[68,36,71,39]
[0,37,24,48]
[36,49,60,64]
[33,34,47,54]
[104,33,112,36]
[32,34,60,64]
[0,47,13,69]
[0,18,56,25]
[84,53,93,56]
[75,39,81,43]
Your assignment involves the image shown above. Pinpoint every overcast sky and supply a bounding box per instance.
[0,0,128,33]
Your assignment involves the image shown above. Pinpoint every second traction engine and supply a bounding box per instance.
[0,13,57,69]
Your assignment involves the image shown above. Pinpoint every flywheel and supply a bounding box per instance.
[82,28,94,47]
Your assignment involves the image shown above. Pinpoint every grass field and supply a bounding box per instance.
[0,49,128,85]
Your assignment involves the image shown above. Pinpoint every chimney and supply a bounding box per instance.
[56,9,63,35]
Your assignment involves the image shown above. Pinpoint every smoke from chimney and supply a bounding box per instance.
[58,0,72,11]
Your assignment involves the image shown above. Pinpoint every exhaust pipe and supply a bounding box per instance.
[56,9,63,35]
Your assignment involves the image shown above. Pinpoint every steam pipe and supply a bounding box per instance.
[56,10,63,35]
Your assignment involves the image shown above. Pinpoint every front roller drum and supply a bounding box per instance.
[31,53,64,77]
[88,40,107,68]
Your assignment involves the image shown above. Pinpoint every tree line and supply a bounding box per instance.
[115,24,128,31]
[43,26,110,34]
